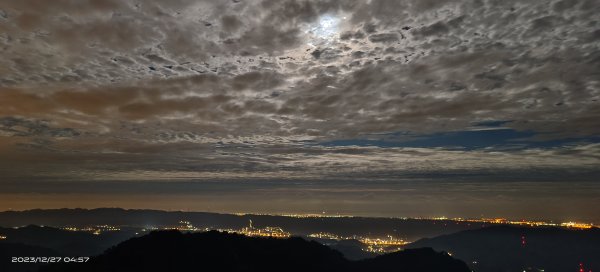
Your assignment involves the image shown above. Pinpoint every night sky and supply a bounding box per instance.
[1,0,599,222]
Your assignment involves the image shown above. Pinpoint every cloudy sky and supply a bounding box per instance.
[1,0,599,222]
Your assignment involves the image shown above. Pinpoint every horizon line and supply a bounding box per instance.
[1,207,597,226]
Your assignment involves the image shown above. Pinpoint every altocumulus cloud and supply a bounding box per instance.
[0,0,599,215]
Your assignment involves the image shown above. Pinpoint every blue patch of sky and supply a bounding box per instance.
[473,120,513,127]
[319,121,600,150]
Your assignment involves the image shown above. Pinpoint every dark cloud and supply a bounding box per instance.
[368,33,399,43]
[0,116,81,138]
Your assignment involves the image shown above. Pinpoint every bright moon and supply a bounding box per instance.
[305,14,343,45]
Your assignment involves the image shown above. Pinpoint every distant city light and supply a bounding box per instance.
[37,214,596,258]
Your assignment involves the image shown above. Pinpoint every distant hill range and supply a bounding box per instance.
[39,230,470,272]
[407,225,600,272]
[1,224,598,272]
[0,208,488,241]
[2,209,599,272]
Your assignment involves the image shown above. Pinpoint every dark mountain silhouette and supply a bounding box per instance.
[39,230,470,272]
[0,242,59,272]
[311,238,376,260]
[406,225,600,272]
[0,225,135,256]
[356,247,469,271]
